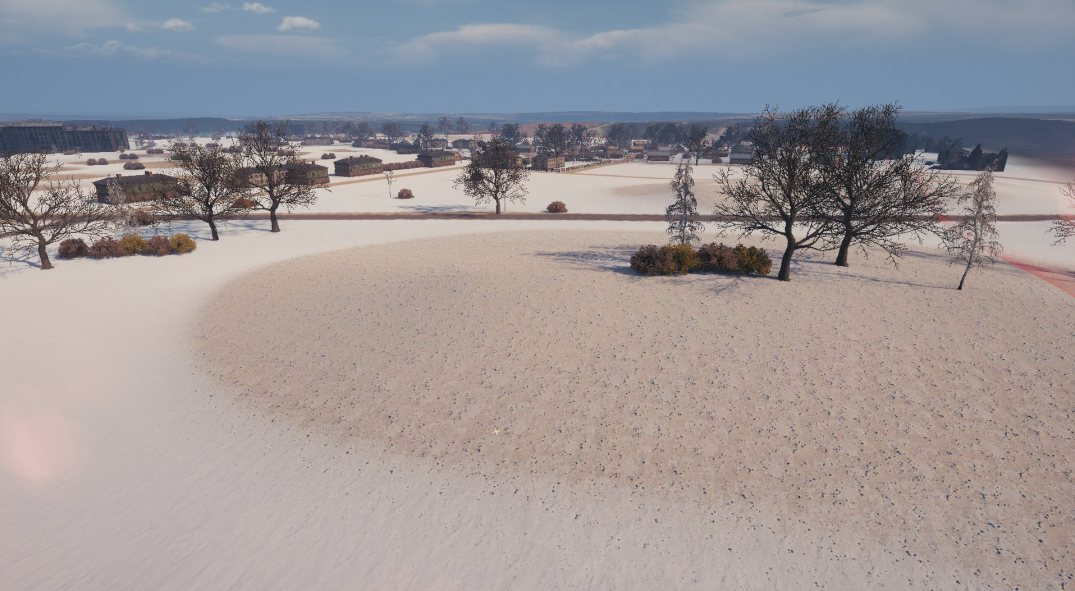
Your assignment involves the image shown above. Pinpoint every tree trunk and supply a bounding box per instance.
[37,239,53,270]
[957,260,972,290]
[778,238,795,281]
[834,230,854,267]
[269,205,280,233]
[494,198,501,215]
[208,217,220,241]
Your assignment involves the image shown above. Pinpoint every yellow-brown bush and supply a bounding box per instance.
[546,201,568,213]
[168,233,197,255]
[733,245,772,275]
[119,234,147,255]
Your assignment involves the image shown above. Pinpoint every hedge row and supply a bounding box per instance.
[630,243,772,276]
[58,234,197,260]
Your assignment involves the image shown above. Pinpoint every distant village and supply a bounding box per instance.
[1,117,1011,207]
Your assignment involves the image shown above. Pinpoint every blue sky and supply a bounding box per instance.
[1,0,1073,117]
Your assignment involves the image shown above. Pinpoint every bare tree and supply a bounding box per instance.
[684,123,710,165]
[455,116,469,135]
[437,116,452,140]
[383,169,395,199]
[353,122,372,146]
[1050,181,1075,244]
[417,123,436,149]
[154,140,244,240]
[381,122,405,145]
[714,105,841,281]
[943,167,1002,290]
[819,104,957,267]
[570,124,588,158]
[667,160,704,244]
[238,121,318,233]
[0,153,117,269]
[454,136,529,214]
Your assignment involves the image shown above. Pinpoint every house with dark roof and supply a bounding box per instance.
[92,172,182,204]
[417,150,455,168]
[284,162,330,186]
[532,154,565,171]
[646,148,672,162]
[334,155,384,177]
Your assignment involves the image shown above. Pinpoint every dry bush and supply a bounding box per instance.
[119,234,147,255]
[321,152,336,160]
[142,235,171,256]
[630,244,700,275]
[397,188,414,199]
[57,238,89,259]
[123,161,146,170]
[546,200,568,213]
[96,158,108,165]
[87,237,127,259]
[696,242,738,273]
[233,197,258,209]
[85,159,98,166]
[733,245,772,275]
[168,233,197,254]
[126,209,156,226]
[146,148,165,155]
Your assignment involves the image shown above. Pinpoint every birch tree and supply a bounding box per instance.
[667,160,704,244]
[943,168,1001,290]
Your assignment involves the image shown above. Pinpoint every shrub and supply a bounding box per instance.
[146,148,165,155]
[233,197,258,209]
[86,159,97,166]
[631,244,700,275]
[87,237,127,259]
[168,233,197,255]
[546,200,568,213]
[397,188,414,199]
[665,243,701,274]
[734,245,772,276]
[96,158,108,165]
[696,242,738,273]
[119,234,147,255]
[321,152,336,160]
[142,235,171,256]
[630,245,670,275]
[58,238,89,259]
[123,161,146,170]
[127,209,156,226]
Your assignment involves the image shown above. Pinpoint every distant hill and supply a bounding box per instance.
[65,117,244,135]
[896,117,1075,166]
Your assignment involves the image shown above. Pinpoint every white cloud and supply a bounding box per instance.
[63,39,193,61]
[393,0,1075,66]
[161,18,194,32]
[0,0,126,33]
[277,15,320,32]
[242,2,274,13]
[200,2,234,12]
[216,34,338,57]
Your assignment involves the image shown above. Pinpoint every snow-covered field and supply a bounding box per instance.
[2,139,1073,589]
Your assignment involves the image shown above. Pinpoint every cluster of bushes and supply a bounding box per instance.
[233,197,258,208]
[546,201,568,213]
[58,233,197,260]
[630,243,772,276]
[123,161,146,170]
[146,147,165,155]
[85,158,108,166]
[397,188,414,199]
[118,152,139,160]
[321,152,336,160]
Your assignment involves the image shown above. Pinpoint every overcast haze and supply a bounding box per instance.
[1,0,1073,117]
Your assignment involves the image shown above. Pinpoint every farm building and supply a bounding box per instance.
[728,143,754,164]
[1,121,128,155]
[531,154,566,171]
[646,149,672,162]
[417,150,455,168]
[284,162,330,186]
[334,155,384,177]
[92,172,182,204]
